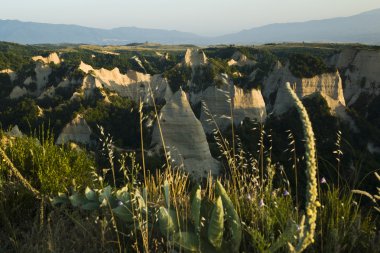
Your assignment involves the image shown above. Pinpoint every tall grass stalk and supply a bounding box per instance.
[284,83,320,253]
[286,129,299,221]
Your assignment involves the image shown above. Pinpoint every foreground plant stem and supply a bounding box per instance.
[284,83,320,253]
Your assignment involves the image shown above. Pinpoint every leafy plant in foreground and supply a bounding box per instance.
[157,180,242,253]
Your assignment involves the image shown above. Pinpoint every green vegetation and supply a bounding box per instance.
[84,96,141,148]
[163,64,192,92]
[288,54,336,78]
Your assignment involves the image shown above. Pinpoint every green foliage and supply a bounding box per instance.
[163,64,192,93]
[0,73,13,98]
[288,54,336,78]
[191,64,218,93]
[0,134,95,194]
[0,42,42,71]
[0,97,41,131]
[84,96,141,148]
[310,187,379,253]
[157,181,242,253]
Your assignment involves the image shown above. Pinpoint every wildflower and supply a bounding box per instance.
[320,177,327,184]
[259,199,265,207]
[117,200,123,206]
[283,190,290,196]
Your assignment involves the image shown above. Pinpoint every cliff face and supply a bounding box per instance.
[199,77,267,134]
[9,53,63,99]
[329,49,380,106]
[56,115,92,145]
[228,51,256,67]
[264,62,346,116]
[184,49,208,67]
[32,52,61,65]
[151,90,220,180]
[78,61,171,104]
[233,86,267,124]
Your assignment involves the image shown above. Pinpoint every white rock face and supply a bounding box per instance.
[330,49,380,106]
[233,86,267,124]
[78,61,171,104]
[228,52,256,67]
[199,84,232,133]
[199,78,267,134]
[0,69,17,82]
[272,83,297,116]
[9,58,56,99]
[56,115,92,145]
[33,62,53,92]
[32,52,61,65]
[151,90,220,180]
[297,71,345,105]
[9,86,27,99]
[38,79,76,99]
[184,49,208,67]
[6,125,23,138]
[262,61,298,109]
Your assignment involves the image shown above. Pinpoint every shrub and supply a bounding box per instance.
[0,133,95,194]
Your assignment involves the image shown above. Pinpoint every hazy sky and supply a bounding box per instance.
[0,0,379,36]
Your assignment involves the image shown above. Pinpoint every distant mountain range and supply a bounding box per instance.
[1,8,380,45]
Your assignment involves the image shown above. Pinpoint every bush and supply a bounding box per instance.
[289,54,335,78]
[0,134,95,194]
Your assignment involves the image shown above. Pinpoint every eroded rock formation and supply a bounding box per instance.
[32,52,61,65]
[56,115,92,145]
[184,49,208,67]
[330,49,380,106]
[263,62,346,116]
[77,61,171,104]
[151,89,220,180]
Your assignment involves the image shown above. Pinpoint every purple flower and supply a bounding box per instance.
[320,177,327,184]
[259,199,265,207]
[283,190,290,196]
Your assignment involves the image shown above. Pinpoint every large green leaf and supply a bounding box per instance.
[163,180,170,208]
[51,193,69,206]
[81,201,100,211]
[116,187,131,204]
[173,232,200,252]
[69,192,87,207]
[99,186,116,207]
[190,185,202,234]
[158,207,178,236]
[208,196,224,249]
[215,181,242,253]
[113,205,134,223]
[85,187,97,201]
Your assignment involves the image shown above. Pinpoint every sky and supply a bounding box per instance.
[0,0,380,36]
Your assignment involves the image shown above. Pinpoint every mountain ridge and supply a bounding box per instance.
[1,8,380,45]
